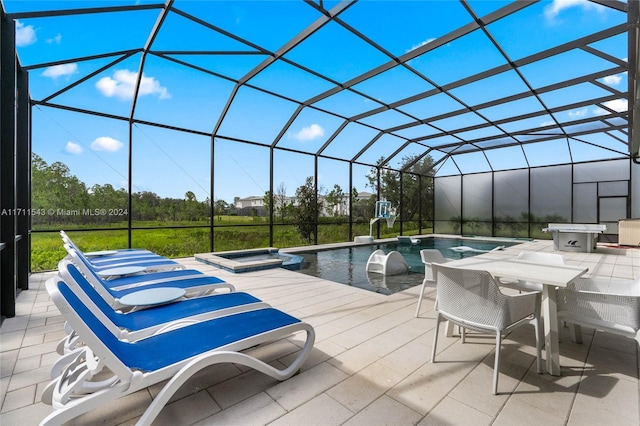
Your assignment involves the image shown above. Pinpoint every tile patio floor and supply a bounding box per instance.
[1,238,639,425]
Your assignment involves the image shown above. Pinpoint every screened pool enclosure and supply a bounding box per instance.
[1,0,638,317]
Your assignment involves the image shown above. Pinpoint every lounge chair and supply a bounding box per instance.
[62,235,160,263]
[58,260,264,342]
[60,231,160,265]
[67,247,207,286]
[63,253,234,309]
[60,231,155,258]
[61,232,185,273]
[52,261,268,374]
[41,277,315,426]
[397,236,420,245]
[63,243,182,273]
[354,235,374,243]
[431,264,542,394]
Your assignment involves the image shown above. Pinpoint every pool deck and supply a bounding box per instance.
[1,238,640,425]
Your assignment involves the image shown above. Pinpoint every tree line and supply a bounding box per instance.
[31,152,435,243]
[32,153,214,227]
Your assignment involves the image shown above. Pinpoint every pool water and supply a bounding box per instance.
[294,237,517,295]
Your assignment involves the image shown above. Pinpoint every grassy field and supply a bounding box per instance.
[32,216,423,271]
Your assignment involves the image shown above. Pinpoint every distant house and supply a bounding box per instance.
[234,196,267,216]
[234,195,296,217]
[234,191,375,217]
[355,191,374,201]
[324,191,374,217]
[234,196,264,209]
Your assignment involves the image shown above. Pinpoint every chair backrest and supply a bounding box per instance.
[558,278,640,332]
[46,277,133,379]
[433,263,510,330]
[516,251,565,265]
[59,260,123,331]
[421,249,450,281]
[420,249,449,265]
[64,249,117,303]
[63,242,75,254]
[62,235,80,252]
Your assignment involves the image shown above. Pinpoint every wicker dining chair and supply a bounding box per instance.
[431,264,543,394]
[415,249,451,317]
[557,276,640,346]
[498,251,565,292]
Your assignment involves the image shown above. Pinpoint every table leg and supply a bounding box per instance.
[542,285,561,375]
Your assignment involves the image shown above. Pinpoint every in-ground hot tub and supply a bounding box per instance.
[195,248,303,273]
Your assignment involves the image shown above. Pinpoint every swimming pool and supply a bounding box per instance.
[290,237,518,295]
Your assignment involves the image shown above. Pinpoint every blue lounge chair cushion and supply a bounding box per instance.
[87,254,168,266]
[87,258,179,272]
[106,276,225,294]
[58,281,301,371]
[66,263,225,298]
[117,292,263,331]
[67,264,261,331]
[69,249,201,288]
[99,268,207,286]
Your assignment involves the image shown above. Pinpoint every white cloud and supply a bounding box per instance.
[65,141,83,155]
[593,99,628,115]
[42,63,78,80]
[91,136,123,152]
[46,33,62,44]
[407,38,436,53]
[603,99,628,112]
[15,21,37,47]
[290,124,325,142]
[602,74,622,86]
[540,121,555,127]
[544,0,604,20]
[95,69,171,101]
[568,108,588,118]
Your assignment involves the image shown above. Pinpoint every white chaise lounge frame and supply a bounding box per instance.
[41,278,316,426]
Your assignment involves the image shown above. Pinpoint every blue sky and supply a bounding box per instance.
[7,0,629,204]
